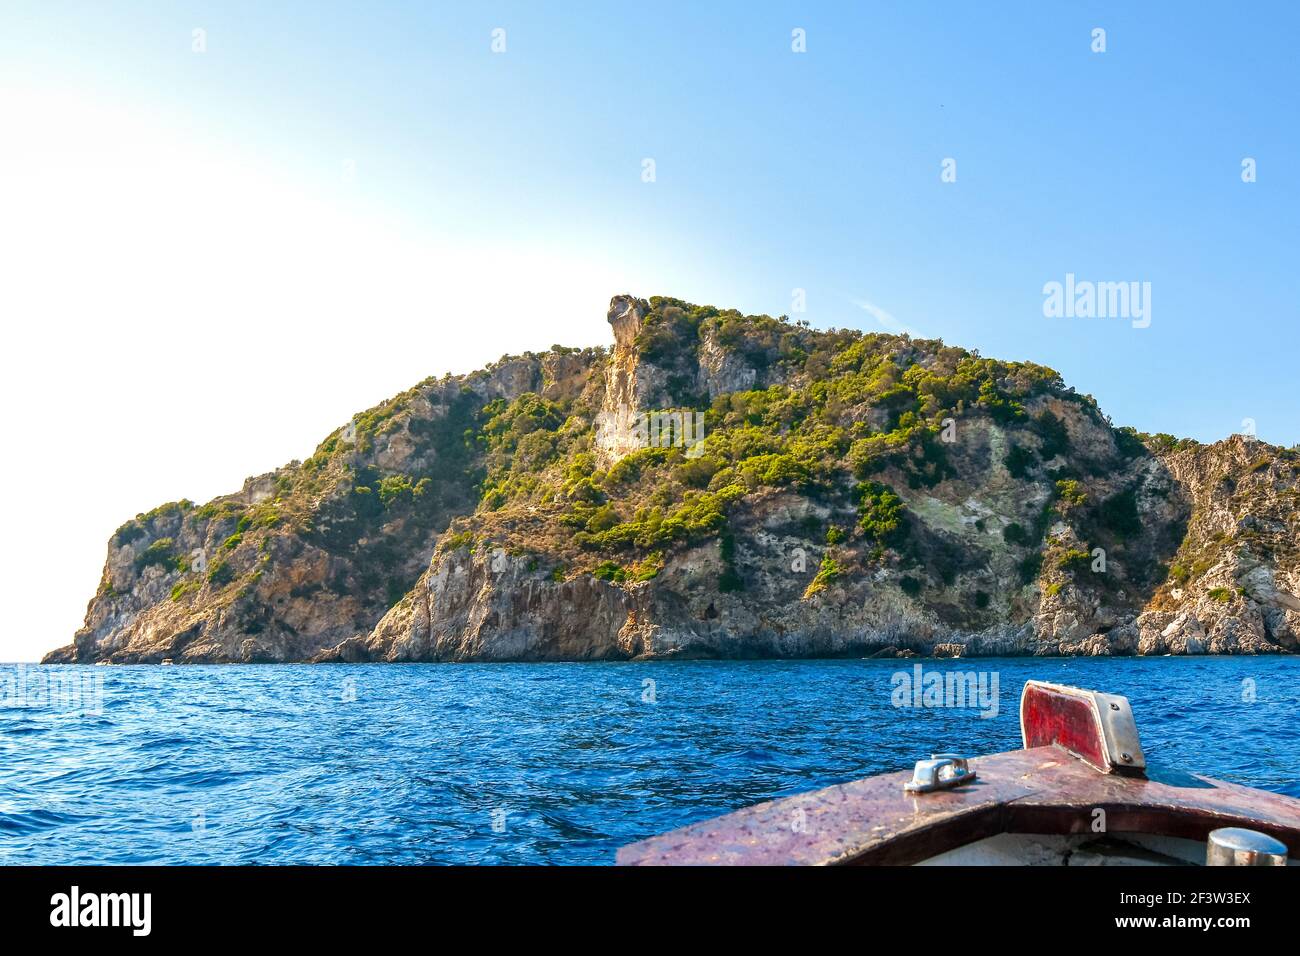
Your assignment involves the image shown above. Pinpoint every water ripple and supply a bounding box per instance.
[0,658,1296,863]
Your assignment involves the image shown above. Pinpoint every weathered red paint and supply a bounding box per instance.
[1020,683,1108,772]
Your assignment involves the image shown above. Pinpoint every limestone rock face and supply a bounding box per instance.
[47,294,1298,663]
[697,324,760,399]
[594,295,651,465]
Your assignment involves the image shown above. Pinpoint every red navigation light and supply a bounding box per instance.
[1019,681,1146,775]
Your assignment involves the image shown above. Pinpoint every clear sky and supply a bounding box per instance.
[1,2,1296,660]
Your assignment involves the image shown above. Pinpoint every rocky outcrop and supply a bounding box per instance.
[594,296,651,465]
[338,433,1294,664]
[47,295,1298,663]
[1128,437,1300,655]
[697,323,760,398]
[326,488,1034,663]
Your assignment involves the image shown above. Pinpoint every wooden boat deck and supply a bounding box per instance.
[616,746,1300,866]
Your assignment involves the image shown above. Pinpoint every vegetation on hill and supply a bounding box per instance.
[99,297,1192,618]
[444,297,1121,590]
[64,294,1291,665]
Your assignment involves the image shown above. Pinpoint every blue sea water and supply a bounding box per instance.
[1,658,1297,865]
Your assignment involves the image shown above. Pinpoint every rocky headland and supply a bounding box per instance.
[45,296,1300,663]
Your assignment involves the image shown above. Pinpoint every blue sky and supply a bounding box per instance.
[0,2,1297,658]
[4,1,1296,440]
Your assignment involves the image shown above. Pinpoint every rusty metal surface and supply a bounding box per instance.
[615,746,1300,866]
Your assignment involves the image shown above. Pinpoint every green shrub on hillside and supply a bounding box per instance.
[170,579,201,602]
[1142,432,1200,455]
[134,538,178,573]
[576,485,746,551]
[803,553,847,598]
[206,560,236,587]
[592,560,627,583]
[1002,522,1030,546]
[737,453,810,490]
[442,530,475,551]
[1055,479,1088,510]
[855,481,905,545]
[1034,410,1071,460]
[1005,445,1035,479]
[114,523,146,547]
[1056,548,1093,573]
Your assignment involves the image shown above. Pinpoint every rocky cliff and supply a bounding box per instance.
[46,295,1299,663]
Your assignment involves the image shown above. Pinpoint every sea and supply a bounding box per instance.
[2,657,1296,864]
